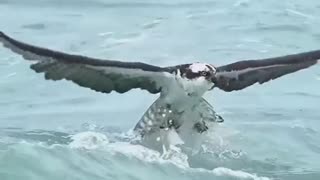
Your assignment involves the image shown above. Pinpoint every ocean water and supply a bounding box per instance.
[1,0,320,179]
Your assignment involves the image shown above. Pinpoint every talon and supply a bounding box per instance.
[193,122,208,133]
[216,114,224,123]
[168,119,178,128]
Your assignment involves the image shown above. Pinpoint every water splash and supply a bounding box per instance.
[67,131,271,180]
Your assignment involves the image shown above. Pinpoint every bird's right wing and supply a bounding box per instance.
[0,31,174,94]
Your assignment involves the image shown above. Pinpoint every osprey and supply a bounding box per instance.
[0,31,319,148]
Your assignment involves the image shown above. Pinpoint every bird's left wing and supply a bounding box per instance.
[0,31,174,94]
[213,50,320,92]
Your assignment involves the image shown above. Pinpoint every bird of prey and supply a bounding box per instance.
[0,31,319,148]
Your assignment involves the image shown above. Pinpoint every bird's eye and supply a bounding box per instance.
[201,71,209,76]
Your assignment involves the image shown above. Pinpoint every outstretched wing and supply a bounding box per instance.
[0,31,173,94]
[213,50,320,92]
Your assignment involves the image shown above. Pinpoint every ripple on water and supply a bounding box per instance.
[21,23,46,30]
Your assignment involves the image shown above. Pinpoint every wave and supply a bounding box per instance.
[282,92,320,98]
[0,131,272,180]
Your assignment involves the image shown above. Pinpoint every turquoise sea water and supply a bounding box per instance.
[0,0,320,179]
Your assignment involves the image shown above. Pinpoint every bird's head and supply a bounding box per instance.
[184,62,216,80]
[177,62,217,96]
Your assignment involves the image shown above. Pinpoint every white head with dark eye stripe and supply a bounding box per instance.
[177,62,217,96]
[184,62,216,80]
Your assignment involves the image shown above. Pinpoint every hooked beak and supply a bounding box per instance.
[209,75,217,90]
[210,74,217,84]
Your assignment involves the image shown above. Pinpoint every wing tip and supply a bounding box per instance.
[0,31,9,41]
[0,31,6,42]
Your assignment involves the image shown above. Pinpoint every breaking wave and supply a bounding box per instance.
[0,130,272,180]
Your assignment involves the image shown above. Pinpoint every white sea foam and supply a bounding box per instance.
[285,9,314,19]
[212,167,271,180]
[69,131,109,150]
[68,131,271,180]
[141,18,163,29]
[69,131,190,168]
